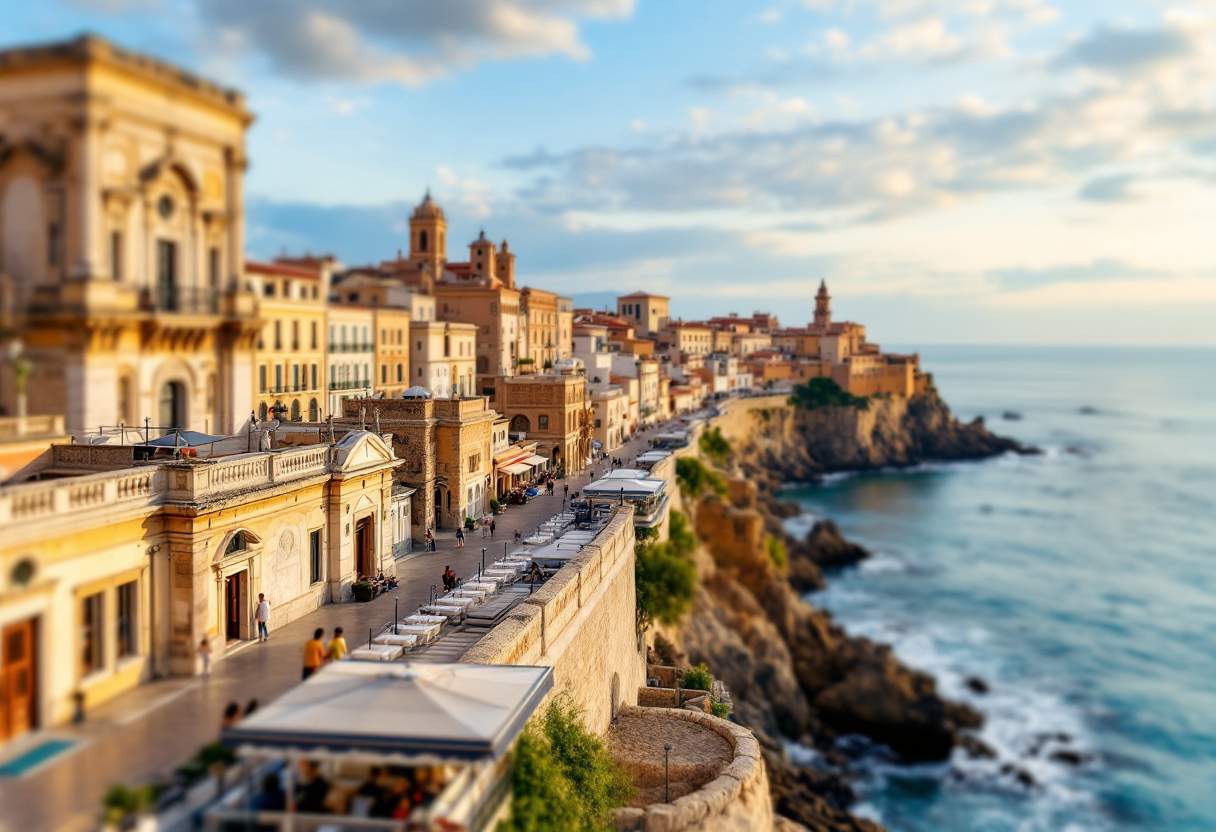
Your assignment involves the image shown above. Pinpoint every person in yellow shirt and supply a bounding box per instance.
[303,628,325,680]
[325,627,347,663]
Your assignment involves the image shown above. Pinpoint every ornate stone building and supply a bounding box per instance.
[0,431,396,744]
[489,373,592,474]
[0,35,259,433]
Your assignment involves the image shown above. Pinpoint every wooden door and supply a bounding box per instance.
[1,620,36,742]
[355,518,371,577]
[225,575,241,641]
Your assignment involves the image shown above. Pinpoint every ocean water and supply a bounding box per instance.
[782,345,1216,832]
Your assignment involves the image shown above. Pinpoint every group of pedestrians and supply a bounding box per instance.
[302,626,348,680]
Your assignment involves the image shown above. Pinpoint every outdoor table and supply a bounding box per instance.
[373,633,419,648]
[449,589,485,602]
[439,594,477,607]
[390,622,442,641]
[404,614,447,625]
[350,643,403,661]
[420,604,464,619]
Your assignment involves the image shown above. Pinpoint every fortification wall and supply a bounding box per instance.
[611,706,772,832]
[461,506,647,734]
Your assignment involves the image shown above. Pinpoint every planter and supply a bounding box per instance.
[351,581,374,602]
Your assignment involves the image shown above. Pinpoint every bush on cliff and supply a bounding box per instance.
[788,377,870,411]
[676,457,727,500]
[698,426,732,467]
[635,511,697,630]
[502,694,633,832]
[765,535,788,570]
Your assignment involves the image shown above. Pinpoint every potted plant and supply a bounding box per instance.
[489,498,502,514]
[351,580,374,602]
[464,516,477,531]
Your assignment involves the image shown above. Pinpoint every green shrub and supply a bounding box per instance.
[788,377,870,411]
[666,511,696,559]
[351,580,374,602]
[681,663,713,692]
[102,784,159,823]
[634,525,659,542]
[698,427,731,467]
[710,700,732,719]
[765,535,788,570]
[675,457,727,500]
[490,498,502,512]
[501,694,633,832]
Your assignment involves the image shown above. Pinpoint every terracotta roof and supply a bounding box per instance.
[246,260,321,280]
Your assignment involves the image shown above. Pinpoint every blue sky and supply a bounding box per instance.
[5,0,1216,344]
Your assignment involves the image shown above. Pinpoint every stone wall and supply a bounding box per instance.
[611,706,773,832]
[461,505,646,734]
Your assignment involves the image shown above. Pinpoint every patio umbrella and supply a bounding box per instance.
[147,430,224,448]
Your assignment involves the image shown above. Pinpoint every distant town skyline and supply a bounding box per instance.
[5,0,1215,345]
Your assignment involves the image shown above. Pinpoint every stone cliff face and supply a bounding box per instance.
[655,395,1023,831]
[727,391,1033,485]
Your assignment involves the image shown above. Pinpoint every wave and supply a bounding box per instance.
[812,591,1108,831]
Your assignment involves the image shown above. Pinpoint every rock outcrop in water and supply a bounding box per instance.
[733,391,1035,486]
[654,394,1024,830]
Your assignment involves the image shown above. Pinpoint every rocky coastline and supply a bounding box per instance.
[656,391,1033,831]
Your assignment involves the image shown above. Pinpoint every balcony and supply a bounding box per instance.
[328,381,367,391]
[142,285,220,315]
[327,343,374,354]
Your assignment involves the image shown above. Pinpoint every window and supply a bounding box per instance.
[116,581,137,659]
[274,321,282,350]
[47,222,61,266]
[225,532,247,555]
[292,321,300,350]
[274,365,282,392]
[264,282,275,297]
[81,592,104,676]
[381,364,387,384]
[539,415,549,430]
[156,239,177,307]
[418,368,422,377]
[308,398,319,421]
[258,402,268,420]
[419,229,429,252]
[444,336,450,357]
[259,365,267,394]
[208,246,220,288]
[309,530,322,584]
[311,322,318,349]
[110,231,123,281]
[290,400,301,421]
[595,419,602,428]
[397,364,403,382]
[292,364,300,390]
[311,364,318,390]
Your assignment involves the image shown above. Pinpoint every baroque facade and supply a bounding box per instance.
[0,35,259,434]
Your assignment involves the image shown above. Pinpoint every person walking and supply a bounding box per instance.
[255,593,270,642]
[564,483,569,499]
[326,626,347,663]
[424,529,433,551]
[303,628,325,680]
[490,519,496,537]
[198,636,212,676]
[455,526,465,547]
[514,529,521,543]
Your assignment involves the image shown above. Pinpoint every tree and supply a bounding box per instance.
[788,377,870,411]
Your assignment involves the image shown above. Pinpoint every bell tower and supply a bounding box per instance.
[409,190,447,276]
[814,280,832,328]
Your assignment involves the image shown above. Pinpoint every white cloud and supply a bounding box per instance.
[197,0,636,86]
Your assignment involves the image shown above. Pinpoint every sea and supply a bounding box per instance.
[781,345,1216,832]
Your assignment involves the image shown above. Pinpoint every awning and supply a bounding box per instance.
[147,430,224,447]
[523,454,550,467]
[223,661,553,762]
[501,462,532,476]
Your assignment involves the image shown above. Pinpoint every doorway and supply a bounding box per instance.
[433,488,442,530]
[0,619,37,742]
[159,381,186,429]
[355,517,373,577]
[224,572,245,642]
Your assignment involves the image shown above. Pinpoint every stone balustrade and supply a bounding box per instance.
[0,466,163,526]
[164,445,330,503]
[0,414,65,440]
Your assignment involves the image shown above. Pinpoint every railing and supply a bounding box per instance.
[0,467,163,526]
[165,446,330,503]
[142,285,220,315]
[0,414,64,440]
[327,343,374,353]
[328,381,367,391]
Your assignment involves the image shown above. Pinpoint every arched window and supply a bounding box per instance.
[258,402,268,420]
[510,414,530,434]
[419,229,429,252]
[225,532,247,556]
[118,376,133,423]
[290,400,301,421]
[159,381,186,428]
[308,398,318,421]
[477,355,489,374]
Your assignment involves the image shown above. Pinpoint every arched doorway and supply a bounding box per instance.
[433,487,442,530]
[510,414,530,434]
[158,381,186,428]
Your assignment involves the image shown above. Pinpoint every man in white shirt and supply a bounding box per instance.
[255,593,270,642]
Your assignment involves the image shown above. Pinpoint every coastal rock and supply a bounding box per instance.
[796,520,871,570]
[965,676,990,695]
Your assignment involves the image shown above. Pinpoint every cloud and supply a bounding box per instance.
[988,259,1171,290]
[196,0,635,86]
[1077,174,1142,203]
[1057,23,1195,74]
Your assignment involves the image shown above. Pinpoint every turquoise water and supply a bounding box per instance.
[783,345,1216,832]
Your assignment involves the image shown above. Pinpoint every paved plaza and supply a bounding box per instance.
[0,424,674,832]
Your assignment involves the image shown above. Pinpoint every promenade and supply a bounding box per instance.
[0,424,673,832]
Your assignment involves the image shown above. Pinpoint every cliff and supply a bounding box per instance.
[653,394,1023,831]
[717,391,1034,487]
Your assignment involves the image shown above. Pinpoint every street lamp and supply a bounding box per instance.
[664,743,672,803]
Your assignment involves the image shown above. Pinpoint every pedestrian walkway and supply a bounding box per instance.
[0,422,677,832]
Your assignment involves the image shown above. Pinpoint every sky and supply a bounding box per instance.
[4,0,1216,345]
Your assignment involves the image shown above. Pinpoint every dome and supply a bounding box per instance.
[401,386,432,399]
[412,190,444,221]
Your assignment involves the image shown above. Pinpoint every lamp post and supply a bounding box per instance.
[664,743,672,803]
